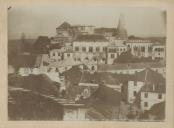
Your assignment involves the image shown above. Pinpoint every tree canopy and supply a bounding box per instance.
[31,36,50,54]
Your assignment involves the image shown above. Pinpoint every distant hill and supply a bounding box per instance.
[8,74,60,97]
[9,88,63,120]
[8,74,63,120]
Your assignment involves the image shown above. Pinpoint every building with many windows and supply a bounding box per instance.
[107,43,128,64]
[152,43,166,60]
[126,40,153,58]
[121,68,165,104]
[140,83,165,111]
[72,34,109,64]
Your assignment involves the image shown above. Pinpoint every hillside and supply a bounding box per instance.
[9,88,63,120]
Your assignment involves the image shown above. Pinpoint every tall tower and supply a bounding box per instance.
[116,14,128,39]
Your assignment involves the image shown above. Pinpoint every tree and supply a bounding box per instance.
[20,33,32,53]
[31,36,50,54]
[114,51,134,63]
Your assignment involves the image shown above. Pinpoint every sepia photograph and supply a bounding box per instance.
[8,6,166,121]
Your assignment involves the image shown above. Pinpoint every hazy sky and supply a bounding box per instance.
[8,6,166,39]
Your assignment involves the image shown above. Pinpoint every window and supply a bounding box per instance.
[89,47,93,52]
[96,47,100,52]
[75,46,79,51]
[67,53,70,57]
[134,81,137,86]
[56,68,59,72]
[148,47,152,52]
[134,47,137,51]
[144,92,148,98]
[111,54,115,58]
[141,47,145,52]
[108,48,116,53]
[78,58,81,61]
[158,94,162,99]
[103,47,107,52]
[82,47,86,52]
[133,91,137,96]
[144,102,148,107]
[52,53,55,56]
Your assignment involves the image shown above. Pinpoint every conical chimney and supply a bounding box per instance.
[116,14,128,39]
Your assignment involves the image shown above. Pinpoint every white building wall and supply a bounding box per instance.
[49,50,62,61]
[127,81,144,103]
[140,92,165,111]
[63,108,87,121]
[127,42,153,58]
[152,45,166,60]
[98,68,144,75]
[73,41,109,53]
[107,53,118,64]
[64,52,74,60]
[18,68,32,76]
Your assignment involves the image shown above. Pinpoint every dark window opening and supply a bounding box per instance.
[144,92,148,98]
[158,94,162,99]
[144,102,148,107]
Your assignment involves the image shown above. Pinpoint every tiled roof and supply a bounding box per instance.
[64,48,73,53]
[79,72,119,85]
[134,68,165,84]
[48,58,82,67]
[127,39,152,43]
[93,84,121,106]
[98,62,165,71]
[74,34,108,42]
[108,43,127,47]
[49,43,63,50]
[56,22,71,29]
[141,83,165,93]
[73,25,94,27]
[94,27,117,33]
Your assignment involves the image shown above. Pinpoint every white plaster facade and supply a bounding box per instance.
[63,108,87,121]
[127,81,144,103]
[140,91,165,111]
[73,41,108,63]
[152,44,166,60]
[127,40,153,58]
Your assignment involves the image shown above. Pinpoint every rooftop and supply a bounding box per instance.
[74,34,108,42]
[49,43,63,50]
[127,39,152,43]
[134,68,165,84]
[94,27,117,34]
[79,71,120,85]
[93,84,121,106]
[48,58,82,68]
[56,22,71,29]
[141,83,165,93]
[98,62,165,71]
